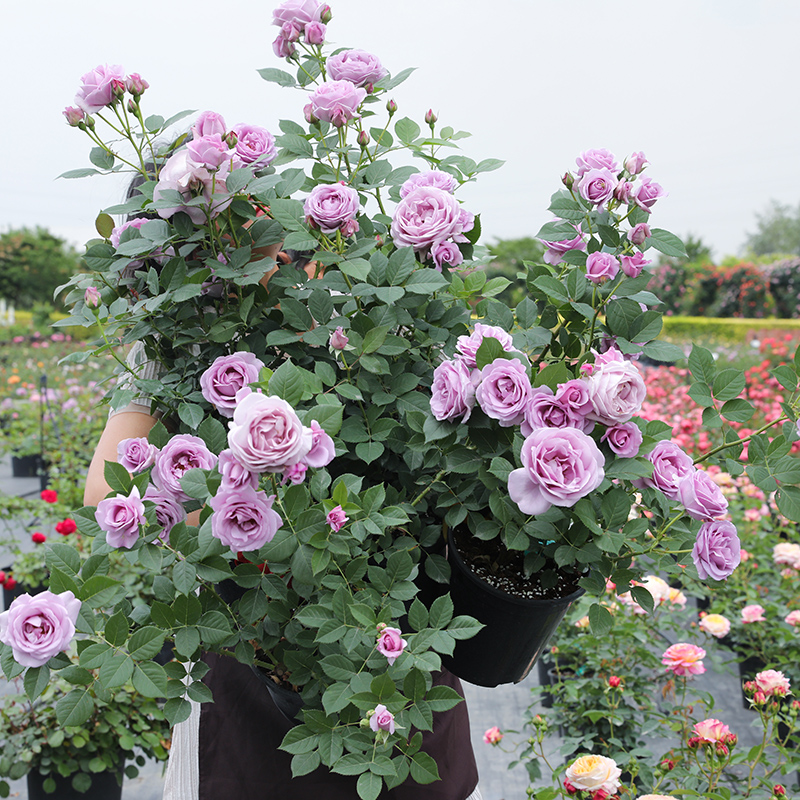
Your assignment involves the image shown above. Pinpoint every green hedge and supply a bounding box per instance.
[661,316,800,342]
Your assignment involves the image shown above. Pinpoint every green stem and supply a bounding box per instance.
[693,414,788,465]
[409,469,447,508]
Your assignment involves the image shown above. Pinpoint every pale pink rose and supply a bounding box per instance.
[369,704,395,734]
[329,327,349,351]
[755,669,791,697]
[84,286,101,307]
[661,642,706,676]
[376,626,407,666]
[327,505,348,532]
[586,356,647,425]
[575,148,619,177]
[620,252,650,278]
[625,152,648,174]
[577,168,618,207]
[482,726,503,745]
[74,64,126,113]
[639,575,671,606]
[699,613,731,638]
[455,323,514,369]
[693,718,731,742]
[773,542,800,566]
[564,755,622,794]
[668,587,688,608]
[785,610,800,627]
[741,604,766,623]
[192,110,227,139]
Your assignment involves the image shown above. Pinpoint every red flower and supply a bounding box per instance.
[0,570,6,585]
[40,490,58,504]
[55,519,77,536]
[31,532,46,544]
[608,675,622,688]
[5,577,17,591]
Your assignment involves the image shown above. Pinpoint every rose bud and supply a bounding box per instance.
[320,4,332,23]
[5,577,17,591]
[364,82,375,94]
[126,73,149,96]
[0,571,7,584]
[329,327,349,351]
[225,131,239,149]
[774,785,786,796]
[561,172,575,189]
[127,98,138,114]
[32,532,46,544]
[111,78,126,100]
[425,108,438,126]
[715,743,729,756]
[63,106,85,127]
[386,98,397,115]
[608,675,622,688]
[84,287,101,308]
[660,759,676,771]
[357,129,370,148]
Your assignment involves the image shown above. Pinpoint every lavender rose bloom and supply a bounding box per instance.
[522,386,591,436]
[541,227,587,266]
[476,358,534,427]
[307,80,366,127]
[117,437,158,473]
[455,323,515,369]
[153,148,231,224]
[151,435,218,502]
[627,223,651,246]
[430,359,477,422]
[0,590,81,668]
[187,134,230,170]
[143,486,187,544]
[303,420,336,468]
[390,187,472,254]
[272,0,323,29]
[304,21,326,44]
[625,151,648,174]
[635,440,695,500]
[192,110,226,139]
[209,485,282,551]
[431,240,463,271]
[329,327,349,351]
[200,352,264,418]
[304,182,360,234]
[400,169,457,198]
[96,486,146,549]
[327,49,387,88]
[677,469,729,521]
[586,354,647,424]
[633,177,667,213]
[585,252,620,284]
[110,217,148,249]
[74,64,126,113]
[231,123,278,169]
[575,148,619,177]
[227,393,312,473]
[577,168,618,207]
[376,627,407,666]
[555,379,594,418]
[692,520,741,580]
[620,252,650,278]
[508,428,605,516]
[601,422,643,458]
[218,449,259,491]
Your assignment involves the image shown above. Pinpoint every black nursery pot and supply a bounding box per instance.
[441,537,584,687]
[27,768,123,800]
[10,454,42,478]
[250,665,304,724]
[2,570,45,611]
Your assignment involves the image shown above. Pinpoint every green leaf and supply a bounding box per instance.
[56,688,93,727]
[197,611,232,645]
[409,751,440,784]
[647,228,687,258]
[132,662,168,697]
[79,575,122,608]
[395,117,420,143]
[404,269,449,295]
[475,336,511,370]
[362,326,390,354]
[127,626,166,660]
[258,67,298,87]
[95,213,114,239]
[688,345,716,385]
[197,416,227,454]
[173,560,198,595]
[357,771,383,800]
[269,359,305,406]
[588,603,612,635]
[104,612,129,647]
[712,369,746,402]
[24,666,50,700]
[103,461,132,495]
[688,381,714,408]
[163,698,193,726]
[98,654,134,689]
[777,486,800,522]
[720,398,754,423]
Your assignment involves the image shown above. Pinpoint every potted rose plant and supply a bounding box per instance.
[5,2,800,798]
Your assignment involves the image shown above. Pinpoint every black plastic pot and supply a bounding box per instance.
[10,454,42,478]
[441,536,585,687]
[250,665,304,724]
[2,571,45,611]
[27,768,123,800]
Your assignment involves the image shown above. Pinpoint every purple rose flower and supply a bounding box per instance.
[555,379,594,418]
[586,358,647,425]
[151,435,218,502]
[614,181,633,203]
[369,704,395,734]
[620,252,650,278]
[117,437,158,473]
[692,519,741,580]
[304,21,326,44]
[541,226,588,266]
[218,449,259,491]
[625,152,648,175]
[327,49,388,88]
[231,124,278,169]
[585,252,620,284]
[521,386,591,436]
[0,590,81,668]
[376,626,407,666]
[577,168,618,207]
[192,111,227,139]
[110,217,148,248]
[400,170,457,198]
[74,64,126,113]
[627,223,652,246]
[476,358,533,427]
[187,134,230,170]
[635,440,694,500]
[143,486,187,544]
[390,186,471,254]
[508,427,605,516]
[209,485,282,551]
[430,359,477,422]
[153,148,231,224]
[303,420,335,468]
[200,352,264,418]
[96,486,147,549]
[227,393,312,473]
[430,241,463,271]
[327,505,348,532]
[329,327,349,351]
[601,422,643,458]
[307,80,366,127]
[455,323,515,369]
[272,0,323,30]
[303,182,360,234]
[126,73,149,96]
[633,177,667,213]
[677,469,729,521]
[63,106,85,127]
[575,148,619,177]
[273,33,297,59]
[282,463,308,485]
[84,287,101,307]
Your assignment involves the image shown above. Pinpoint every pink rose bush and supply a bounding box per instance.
[327,49,387,87]
[754,669,791,698]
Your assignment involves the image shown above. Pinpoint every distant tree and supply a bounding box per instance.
[485,237,545,307]
[0,228,82,310]
[743,200,800,257]
[682,233,713,264]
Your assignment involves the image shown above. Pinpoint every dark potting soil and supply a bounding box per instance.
[455,535,582,601]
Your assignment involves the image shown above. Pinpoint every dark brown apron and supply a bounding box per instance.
[198,653,479,799]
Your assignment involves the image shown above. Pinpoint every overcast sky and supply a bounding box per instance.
[4,0,799,261]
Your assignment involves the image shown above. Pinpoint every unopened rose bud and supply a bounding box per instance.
[127,98,138,114]
[319,4,332,23]
[625,151,648,175]
[386,98,397,115]
[374,234,385,248]
[563,779,578,796]
[425,108,437,126]
[111,78,126,100]
[357,129,370,148]
[364,82,375,94]
[753,690,767,705]
[224,131,239,148]
[561,172,574,189]
[0,571,6,584]
[660,759,676,771]
[687,736,701,749]
[63,106,85,127]
[305,21,326,45]
[628,222,652,246]
[84,286,101,308]
[725,732,738,746]
[774,785,786,796]
[715,743,729,756]
[126,73,149,97]
[304,103,318,125]
[591,789,610,800]
[31,532,46,544]
[608,675,622,688]
[329,326,349,351]
[84,114,95,129]
[341,218,359,237]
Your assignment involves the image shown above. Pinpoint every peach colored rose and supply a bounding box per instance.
[693,718,731,742]
[773,542,800,566]
[785,610,800,627]
[699,613,731,638]
[564,754,621,794]
[755,669,791,697]
[662,642,706,676]
[741,604,766,623]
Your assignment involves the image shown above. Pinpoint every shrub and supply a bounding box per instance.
[768,257,800,318]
